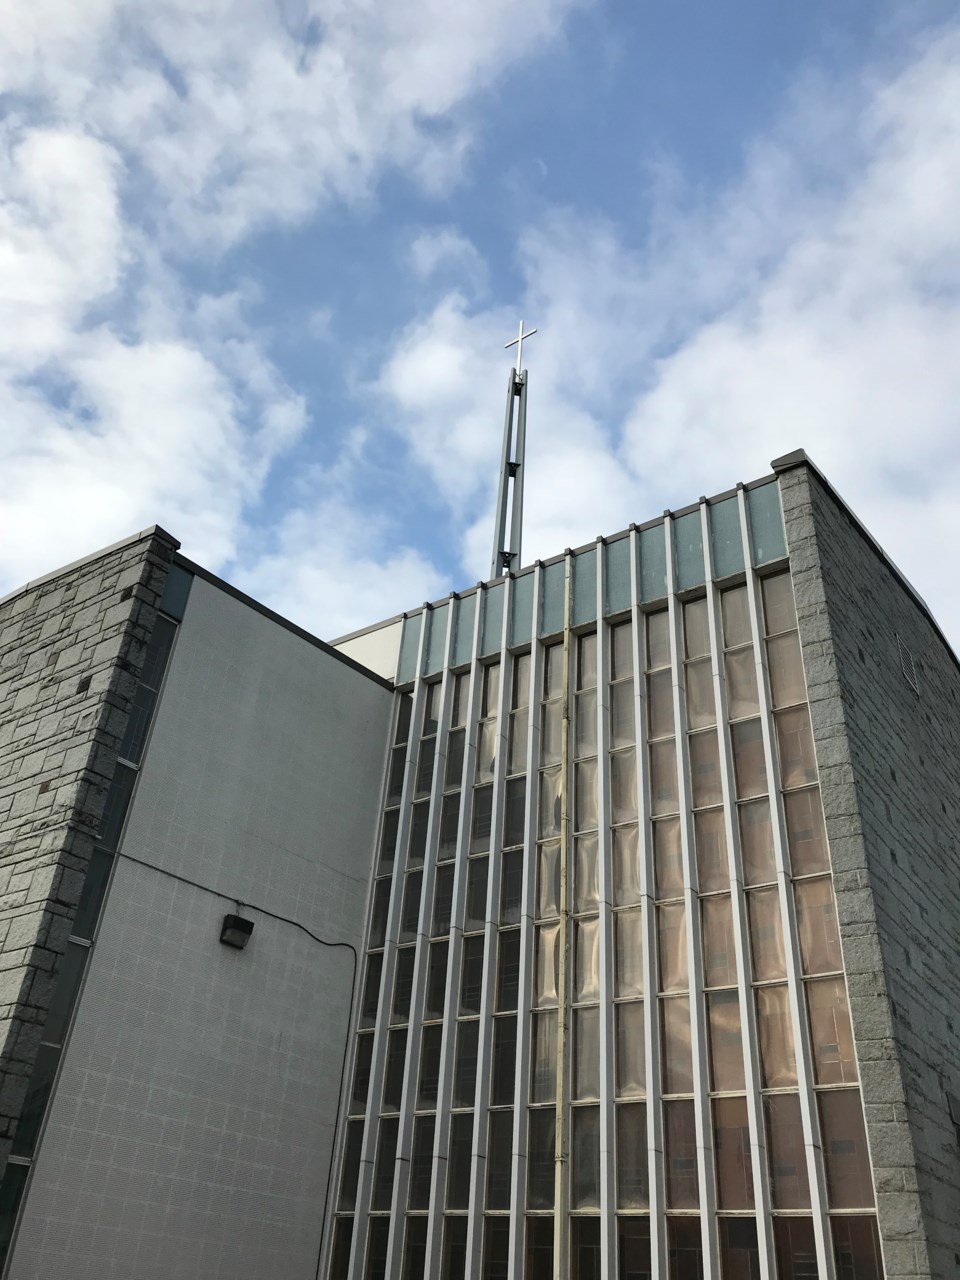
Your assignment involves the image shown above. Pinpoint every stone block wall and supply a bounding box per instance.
[0,528,177,1162]
[778,454,960,1279]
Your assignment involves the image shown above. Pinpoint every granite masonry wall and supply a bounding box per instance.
[778,455,960,1280]
[0,529,177,1163]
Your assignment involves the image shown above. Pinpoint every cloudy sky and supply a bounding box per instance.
[3,0,960,643]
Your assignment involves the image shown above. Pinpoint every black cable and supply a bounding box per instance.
[117,849,356,1280]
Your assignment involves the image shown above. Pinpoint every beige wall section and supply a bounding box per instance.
[332,618,402,682]
[8,574,394,1280]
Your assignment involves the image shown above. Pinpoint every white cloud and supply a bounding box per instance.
[409,228,487,292]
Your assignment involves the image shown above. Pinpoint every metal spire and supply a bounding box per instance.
[491,321,537,579]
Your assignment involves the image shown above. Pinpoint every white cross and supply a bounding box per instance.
[505,320,537,372]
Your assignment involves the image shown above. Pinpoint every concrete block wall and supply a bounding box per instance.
[0,529,177,1162]
[779,456,960,1279]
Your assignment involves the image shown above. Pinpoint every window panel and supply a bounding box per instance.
[707,990,745,1092]
[646,611,671,670]
[689,730,722,808]
[739,799,776,885]
[433,865,454,936]
[531,1010,558,1103]
[418,1025,442,1108]
[618,1219,652,1280]
[484,1219,510,1280]
[503,776,527,848]
[647,669,675,739]
[537,840,561,919]
[393,948,415,1023]
[409,802,429,866]
[447,1112,473,1209]
[460,936,485,1016]
[379,808,399,873]
[571,1217,601,1280]
[612,620,634,680]
[438,793,460,860]
[400,870,422,943]
[616,1001,646,1097]
[721,586,751,649]
[610,677,636,747]
[795,876,842,974]
[526,1218,554,1278]
[702,894,737,988]
[714,1096,754,1209]
[807,976,857,1085]
[442,1217,467,1279]
[667,1217,703,1280]
[576,758,599,832]
[725,647,760,720]
[508,710,528,775]
[451,673,469,727]
[616,1101,649,1209]
[487,1110,513,1210]
[423,683,441,735]
[361,953,383,1028]
[658,902,688,992]
[370,879,391,949]
[500,848,523,925]
[684,598,710,659]
[351,1032,374,1115]
[574,1005,600,1101]
[535,924,560,1007]
[527,1108,556,1209]
[685,657,716,729]
[831,1217,884,1280]
[513,652,531,709]
[372,1116,399,1210]
[819,1089,874,1209]
[330,1218,353,1280]
[748,886,786,981]
[775,704,818,789]
[613,824,642,906]
[366,1216,390,1280]
[446,727,466,788]
[611,748,639,824]
[403,1218,427,1280]
[616,908,644,998]
[383,1028,407,1112]
[576,688,598,756]
[768,630,806,708]
[540,700,563,767]
[496,930,521,1012]
[578,632,598,689]
[453,1019,479,1107]
[650,739,679,815]
[772,1218,818,1280]
[719,1218,761,1280]
[731,719,767,799]
[575,917,600,1002]
[416,737,436,797]
[338,1119,363,1209]
[543,643,564,698]
[571,1105,601,1209]
[756,984,797,1088]
[762,573,798,636]
[465,857,488,931]
[784,787,830,875]
[539,768,562,839]
[694,808,727,893]
[765,1093,810,1210]
[654,816,684,899]
[664,1098,699,1208]
[662,996,693,1094]
[471,784,494,853]
[575,834,599,914]
[388,747,406,805]
[482,664,501,717]
[408,1114,436,1209]
[491,1015,517,1106]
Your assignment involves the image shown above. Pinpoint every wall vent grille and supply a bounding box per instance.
[897,634,920,695]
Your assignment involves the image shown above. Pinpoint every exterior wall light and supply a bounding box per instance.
[220,914,254,950]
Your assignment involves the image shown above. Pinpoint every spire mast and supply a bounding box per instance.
[491,320,537,579]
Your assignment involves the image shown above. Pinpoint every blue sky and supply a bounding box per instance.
[3,0,960,643]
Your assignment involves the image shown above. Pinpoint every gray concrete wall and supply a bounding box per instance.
[7,574,394,1280]
[0,529,176,1164]
[780,458,960,1280]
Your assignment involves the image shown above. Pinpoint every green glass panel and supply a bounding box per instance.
[540,560,565,636]
[481,582,505,656]
[674,511,705,590]
[425,603,449,675]
[572,549,598,626]
[710,496,745,579]
[397,613,422,684]
[604,536,632,615]
[453,592,477,667]
[639,524,667,601]
[747,482,788,565]
[510,571,535,647]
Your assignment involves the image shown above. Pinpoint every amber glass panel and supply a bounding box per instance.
[819,1089,875,1208]
[654,817,684,899]
[616,1001,645,1097]
[694,808,727,893]
[748,887,786,981]
[648,669,675,739]
[702,895,737,988]
[685,658,716,729]
[738,799,776,885]
[721,586,751,648]
[765,1093,810,1210]
[616,1102,649,1209]
[531,1010,557,1103]
[658,903,687,992]
[575,917,600,1002]
[776,705,819,789]
[537,841,561,919]
[807,976,857,1084]
[784,787,830,875]
[650,739,679,816]
[575,834,599,914]
[574,1005,600,1101]
[725,647,760,721]
[647,611,671,670]
[714,1096,754,1209]
[772,1218,818,1280]
[613,825,642,906]
[831,1217,884,1280]
[731,719,767,799]
[756,984,797,1088]
[689,729,722,808]
[684,598,710,659]
[611,677,636,748]
[662,996,693,1094]
[762,573,798,635]
[664,1099,699,1208]
[615,909,644,998]
[707,990,745,1092]
[795,877,842,974]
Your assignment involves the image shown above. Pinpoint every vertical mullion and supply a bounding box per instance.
[349,616,431,1280]
[664,513,719,1276]
[424,591,485,1275]
[737,488,837,1280]
[465,577,514,1275]
[630,528,665,1280]
[386,601,458,1275]
[506,568,543,1279]
[595,547,616,1276]
[700,504,775,1273]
